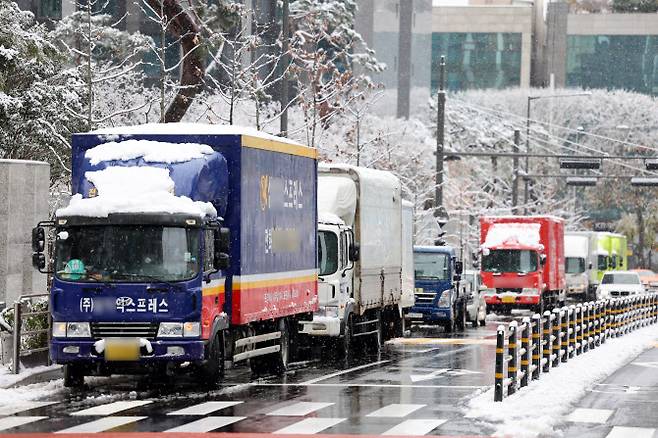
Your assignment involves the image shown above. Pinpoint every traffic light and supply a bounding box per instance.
[559,159,601,170]
[630,177,658,187]
[645,159,658,171]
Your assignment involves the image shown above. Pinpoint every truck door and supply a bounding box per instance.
[340,231,351,299]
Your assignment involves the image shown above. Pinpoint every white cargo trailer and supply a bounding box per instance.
[300,164,405,353]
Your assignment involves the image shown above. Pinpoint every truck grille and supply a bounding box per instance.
[610,291,630,297]
[496,288,522,294]
[90,322,158,339]
[414,292,437,305]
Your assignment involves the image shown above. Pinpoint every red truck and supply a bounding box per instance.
[479,216,565,315]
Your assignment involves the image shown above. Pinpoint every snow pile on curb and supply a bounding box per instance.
[466,324,658,437]
[86,140,214,165]
[57,167,217,218]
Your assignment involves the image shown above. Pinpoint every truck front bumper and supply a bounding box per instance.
[567,285,587,296]
[50,338,206,365]
[299,316,341,337]
[404,307,452,323]
[485,294,540,307]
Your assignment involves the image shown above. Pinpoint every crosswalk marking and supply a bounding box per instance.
[273,417,346,435]
[167,401,243,416]
[566,408,613,424]
[55,416,146,433]
[605,427,656,438]
[0,402,57,416]
[0,416,47,432]
[164,416,246,432]
[70,400,152,416]
[382,419,447,436]
[266,402,333,416]
[366,403,425,418]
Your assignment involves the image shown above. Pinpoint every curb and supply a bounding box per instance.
[0,365,63,389]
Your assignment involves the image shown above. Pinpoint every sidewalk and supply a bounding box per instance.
[0,365,62,389]
[559,343,658,438]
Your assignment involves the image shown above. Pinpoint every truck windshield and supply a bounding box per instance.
[414,253,449,280]
[54,226,200,283]
[482,249,538,273]
[597,255,609,271]
[565,257,586,274]
[318,231,338,276]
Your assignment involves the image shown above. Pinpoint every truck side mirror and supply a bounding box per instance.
[455,260,463,274]
[348,243,360,262]
[540,254,547,266]
[589,262,593,270]
[32,227,46,253]
[32,253,46,271]
[214,227,231,271]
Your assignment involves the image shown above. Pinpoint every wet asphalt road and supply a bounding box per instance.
[0,321,503,436]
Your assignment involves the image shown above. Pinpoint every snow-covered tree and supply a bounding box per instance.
[0,0,86,176]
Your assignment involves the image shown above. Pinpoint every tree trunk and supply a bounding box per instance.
[145,0,205,123]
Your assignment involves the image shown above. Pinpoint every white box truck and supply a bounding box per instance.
[565,232,590,300]
[300,164,407,354]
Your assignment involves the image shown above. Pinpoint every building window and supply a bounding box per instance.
[567,35,658,96]
[39,0,61,18]
[431,32,523,92]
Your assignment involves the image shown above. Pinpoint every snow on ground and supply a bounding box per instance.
[0,365,63,407]
[0,364,60,390]
[466,324,658,437]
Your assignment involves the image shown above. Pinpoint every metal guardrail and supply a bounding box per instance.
[12,293,51,374]
[494,294,658,401]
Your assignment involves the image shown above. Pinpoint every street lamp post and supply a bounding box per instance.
[523,92,591,214]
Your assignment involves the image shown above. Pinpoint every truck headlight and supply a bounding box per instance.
[158,322,183,338]
[183,322,201,337]
[314,306,339,318]
[66,322,91,338]
[52,322,67,338]
[437,292,451,307]
[521,288,540,295]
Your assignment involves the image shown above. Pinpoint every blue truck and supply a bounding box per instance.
[404,245,466,333]
[31,124,318,387]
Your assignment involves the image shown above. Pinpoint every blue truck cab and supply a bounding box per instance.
[404,245,466,332]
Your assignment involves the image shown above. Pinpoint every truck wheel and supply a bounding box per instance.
[444,314,455,333]
[478,303,487,327]
[63,364,84,389]
[201,331,225,387]
[343,313,354,360]
[271,318,290,374]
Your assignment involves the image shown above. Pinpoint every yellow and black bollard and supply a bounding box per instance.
[494,325,505,402]
[575,304,583,355]
[568,305,576,358]
[594,301,601,347]
[552,308,561,367]
[521,318,530,388]
[531,313,541,380]
[508,321,518,396]
[560,308,569,363]
[543,311,551,373]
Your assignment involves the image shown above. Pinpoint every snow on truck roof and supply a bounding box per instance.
[88,123,317,159]
[480,215,564,223]
[57,166,217,219]
[482,222,543,250]
[85,140,214,165]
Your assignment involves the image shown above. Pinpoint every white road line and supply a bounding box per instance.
[0,416,48,432]
[70,400,152,416]
[56,416,146,433]
[382,419,447,436]
[273,418,346,435]
[366,404,426,418]
[301,360,390,384]
[266,402,333,416]
[605,426,656,438]
[566,408,613,424]
[0,401,57,416]
[222,382,487,390]
[164,416,246,432]
[167,401,243,416]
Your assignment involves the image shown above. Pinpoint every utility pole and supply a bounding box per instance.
[279,0,290,136]
[523,97,531,214]
[512,129,520,212]
[435,56,448,226]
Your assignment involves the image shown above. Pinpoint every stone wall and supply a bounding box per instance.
[0,160,50,305]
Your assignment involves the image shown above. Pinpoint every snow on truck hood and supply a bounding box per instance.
[482,222,543,250]
[58,139,223,219]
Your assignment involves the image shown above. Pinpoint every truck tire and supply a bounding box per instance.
[201,331,225,387]
[63,364,84,389]
[343,313,354,361]
[478,303,487,327]
[270,318,290,374]
[444,314,455,333]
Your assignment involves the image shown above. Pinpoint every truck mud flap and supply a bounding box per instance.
[232,331,281,363]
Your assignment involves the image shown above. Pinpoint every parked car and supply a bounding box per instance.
[463,270,487,327]
[631,269,658,292]
[596,271,645,299]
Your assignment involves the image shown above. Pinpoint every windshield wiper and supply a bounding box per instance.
[109,272,181,290]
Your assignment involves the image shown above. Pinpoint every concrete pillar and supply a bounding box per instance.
[545,2,569,88]
[0,160,50,306]
[521,31,532,88]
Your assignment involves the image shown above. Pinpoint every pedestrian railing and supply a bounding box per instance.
[12,293,51,374]
[494,294,658,401]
